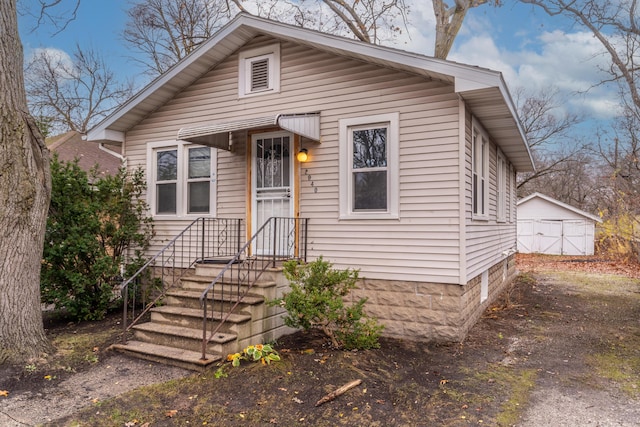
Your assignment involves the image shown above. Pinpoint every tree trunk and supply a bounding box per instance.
[0,0,53,364]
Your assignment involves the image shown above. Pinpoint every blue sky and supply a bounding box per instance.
[18,0,617,134]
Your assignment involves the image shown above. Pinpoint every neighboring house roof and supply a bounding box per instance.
[517,192,602,223]
[47,131,122,178]
[87,13,534,172]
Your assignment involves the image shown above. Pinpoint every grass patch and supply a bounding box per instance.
[51,329,114,367]
[465,365,538,426]
[588,340,640,397]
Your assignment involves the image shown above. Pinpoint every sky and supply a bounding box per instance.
[17,0,619,136]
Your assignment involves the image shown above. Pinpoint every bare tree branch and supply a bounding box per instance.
[25,44,134,134]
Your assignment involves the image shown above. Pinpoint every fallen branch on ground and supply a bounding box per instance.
[315,379,362,407]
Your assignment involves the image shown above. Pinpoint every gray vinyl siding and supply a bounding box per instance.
[125,35,466,284]
[464,110,518,281]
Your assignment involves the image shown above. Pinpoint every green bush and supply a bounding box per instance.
[41,155,153,321]
[270,257,383,350]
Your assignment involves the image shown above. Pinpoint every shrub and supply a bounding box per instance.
[270,257,383,350]
[41,156,153,321]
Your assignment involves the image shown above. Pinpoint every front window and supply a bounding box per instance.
[148,142,216,217]
[352,126,388,211]
[156,149,177,214]
[187,147,211,213]
[339,113,399,219]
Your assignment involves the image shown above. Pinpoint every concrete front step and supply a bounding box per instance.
[180,273,277,297]
[194,261,284,283]
[131,322,239,355]
[110,340,222,372]
[150,305,252,335]
[165,289,265,309]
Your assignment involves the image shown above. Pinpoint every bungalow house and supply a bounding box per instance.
[88,14,534,369]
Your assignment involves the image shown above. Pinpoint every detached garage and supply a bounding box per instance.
[517,193,602,256]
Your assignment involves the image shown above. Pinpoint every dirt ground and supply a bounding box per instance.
[1,253,639,426]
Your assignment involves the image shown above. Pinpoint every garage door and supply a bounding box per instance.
[562,220,591,256]
[517,220,562,254]
[518,220,589,255]
[537,220,563,255]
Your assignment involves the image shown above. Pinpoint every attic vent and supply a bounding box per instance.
[238,44,280,98]
[251,58,269,91]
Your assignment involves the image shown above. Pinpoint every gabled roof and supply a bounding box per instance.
[517,192,602,223]
[87,13,534,171]
[48,131,122,178]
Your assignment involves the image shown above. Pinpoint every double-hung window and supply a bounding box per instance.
[472,120,489,219]
[149,142,216,217]
[339,113,399,219]
[238,44,280,98]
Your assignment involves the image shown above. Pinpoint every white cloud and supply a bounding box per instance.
[446,18,619,120]
[26,47,76,79]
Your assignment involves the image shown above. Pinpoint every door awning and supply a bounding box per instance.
[177,113,320,150]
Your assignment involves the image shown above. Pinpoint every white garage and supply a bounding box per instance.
[517,193,602,256]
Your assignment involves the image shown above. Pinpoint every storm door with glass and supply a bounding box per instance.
[251,132,294,255]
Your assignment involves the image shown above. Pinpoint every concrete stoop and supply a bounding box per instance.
[111,264,286,372]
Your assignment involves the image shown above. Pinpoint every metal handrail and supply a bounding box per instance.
[120,217,243,343]
[199,217,308,360]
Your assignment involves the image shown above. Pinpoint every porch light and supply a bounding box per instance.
[296,148,309,162]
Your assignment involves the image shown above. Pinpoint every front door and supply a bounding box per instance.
[251,132,294,255]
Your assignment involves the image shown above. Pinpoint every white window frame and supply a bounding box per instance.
[339,112,399,220]
[472,119,489,220]
[238,44,280,98]
[497,149,507,222]
[147,141,217,218]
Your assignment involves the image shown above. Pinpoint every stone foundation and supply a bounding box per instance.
[351,255,516,342]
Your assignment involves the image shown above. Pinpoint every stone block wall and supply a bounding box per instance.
[352,254,516,342]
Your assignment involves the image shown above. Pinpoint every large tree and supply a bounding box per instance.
[0,0,53,363]
[25,44,134,134]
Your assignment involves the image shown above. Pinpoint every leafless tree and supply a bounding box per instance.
[123,0,235,75]
[0,0,63,364]
[514,87,587,198]
[25,44,134,134]
[125,0,412,75]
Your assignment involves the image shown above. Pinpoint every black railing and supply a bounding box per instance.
[120,217,243,343]
[199,217,309,360]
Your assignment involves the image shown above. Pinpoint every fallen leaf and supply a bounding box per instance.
[0,390,9,397]
[165,409,178,418]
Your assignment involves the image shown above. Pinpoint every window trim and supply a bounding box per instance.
[339,113,399,220]
[472,119,489,220]
[238,44,280,98]
[496,149,507,222]
[147,141,217,218]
